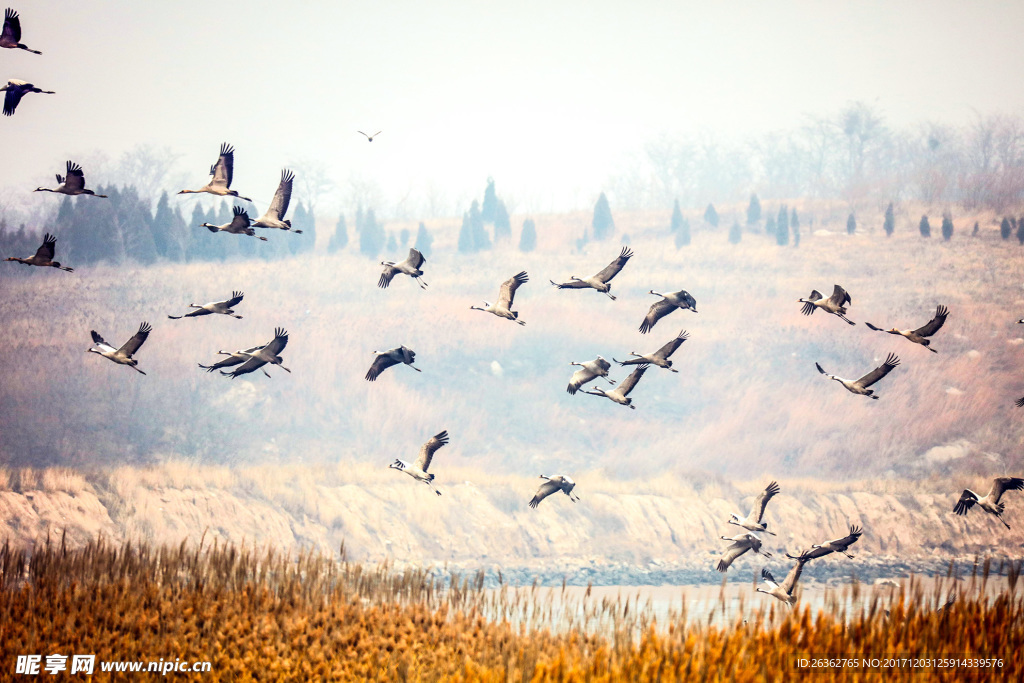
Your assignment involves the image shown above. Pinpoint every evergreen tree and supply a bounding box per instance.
[746,194,761,225]
[703,203,719,228]
[457,211,474,253]
[790,207,800,247]
[68,193,119,265]
[414,222,433,256]
[592,192,615,240]
[1001,217,1012,240]
[776,205,789,246]
[115,186,158,265]
[493,199,511,241]
[187,202,210,262]
[764,213,776,239]
[386,232,398,252]
[481,177,498,223]
[169,205,190,262]
[728,221,742,245]
[846,212,856,235]
[519,218,537,252]
[288,202,316,255]
[919,215,931,238]
[399,228,410,248]
[941,213,954,241]
[328,214,348,253]
[151,191,182,260]
[674,216,691,248]
[972,221,979,237]
[884,202,895,236]
[358,206,385,257]
[670,199,684,233]
[469,199,490,250]
[1017,219,1024,245]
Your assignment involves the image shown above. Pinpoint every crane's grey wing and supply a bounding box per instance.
[406,248,425,269]
[760,567,779,588]
[365,354,399,381]
[497,271,529,308]
[263,328,289,355]
[528,479,561,508]
[912,305,948,338]
[748,481,780,524]
[224,355,266,377]
[639,299,675,334]
[550,279,591,289]
[213,143,234,188]
[379,265,397,288]
[829,284,851,307]
[225,291,244,308]
[229,205,251,231]
[3,8,22,43]
[953,490,977,515]
[780,556,808,594]
[35,233,57,261]
[567,367,595,394]
[3,86,24,116]
[787,546,831,561]
[716,541,751,572]
[90,330,106,345]
[269,169,293,219]
[654,329,688,359]
[856,353,900,388]
[415,430,449,472]
[592,246,633,283]
[830,524,863,550]
[63,162,86,193]
[617,364,649,396]
[117,322,152,357]
[989,477,1024,504]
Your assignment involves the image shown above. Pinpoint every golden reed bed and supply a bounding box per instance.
[0,536,1021,681]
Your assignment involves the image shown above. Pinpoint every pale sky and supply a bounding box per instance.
[3,0,1023,215]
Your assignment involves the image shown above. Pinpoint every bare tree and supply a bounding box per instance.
[289,158,336,215]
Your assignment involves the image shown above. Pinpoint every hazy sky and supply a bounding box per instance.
[3,0,1023,214]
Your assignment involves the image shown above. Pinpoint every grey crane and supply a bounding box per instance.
[365,346,420,381]
[549,246,633,300]
[200,206,267,241]
[358,130,382,142]
[815,353,900,399]
[1,79,53,116]
[615,329,688,372]
[1,8,40,53]
[786,525,863,560]
[471,271,528,325]
[221,328,289,378]
[580,363,649,409]
[728,481,780,536]
[799,284,855,325]
[866,305,948,352]
[88,322,151,375]
[168,291,244,320]
[198,345,272,378]
[716,533,771,572]
[639,289,696,334]
[389,430,447,496]
[178,143,252,201]
[4,233,72,272]
[528,475,580,508]
[252,169,300,232]
[953,476,1024,529]
[756,556,811,606]
[34,161,107,198]
[379,248,427,289]
[567,357,615,395]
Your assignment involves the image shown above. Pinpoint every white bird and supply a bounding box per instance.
[88,322,152,375]
[221,328,290,378]
[168,291,244,319]
[786,525,863,560]
[581,363,649,409]
[1,79,53,116]
[198,345,272,378]
[716,533,771,572]
[639,290,696,334]
[389,430,448,496]
[200,206,267,241]
[471,271,528,325]
[567,357,615,395]
[1,9,41,54]
[528,475,580,508]
[756,557,810,606]
[178,143,252,201]
[358,130,382,142]
[866,305,948,353]
[799,284,855,325]
[815,353,900,400]
[4,233,72,272]
[365,346,420,381]
[615,329,688,372]
[379,248,427,289]
[953,476,1024,529]
[549,247,633,300]
[728,481,780,536]
[34,161,107,198]
[252,169,300,232]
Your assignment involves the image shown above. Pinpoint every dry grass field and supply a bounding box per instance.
[1,536,1020,681]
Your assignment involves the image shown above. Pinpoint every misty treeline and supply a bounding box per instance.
[613,102,1024,212]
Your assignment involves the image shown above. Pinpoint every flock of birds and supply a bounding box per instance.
[3,7,1023,605]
